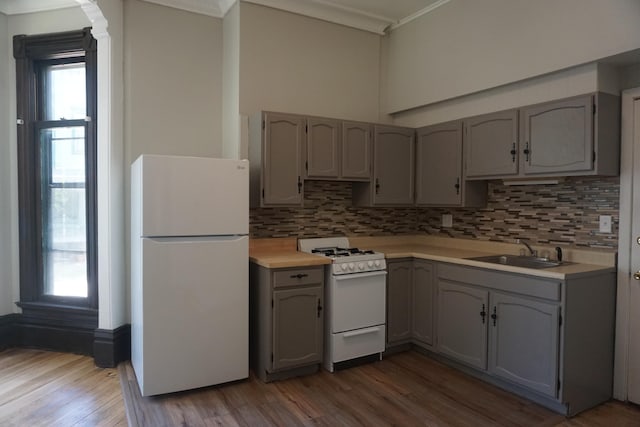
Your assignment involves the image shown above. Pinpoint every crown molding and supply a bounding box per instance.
[390,0,450,31]
[244,0,393,34]
[141,0,231,17]
[0,0,78,15]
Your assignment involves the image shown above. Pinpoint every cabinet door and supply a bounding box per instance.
[306,118,340,178]
[341,121,371,180]
[373,125,415,205]
[412,260,434,346]
[263,113,304,205]
[437,281,488,370]
[272,286,323,371]
[521,95,594,175]
[386,260,412,345]
[464,110,519,178]
[416,121,463,206]
[489,292,559,397]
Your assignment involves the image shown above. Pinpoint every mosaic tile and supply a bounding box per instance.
[250,177,619,249]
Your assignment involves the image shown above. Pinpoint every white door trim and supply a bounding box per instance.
[614,86,640,401]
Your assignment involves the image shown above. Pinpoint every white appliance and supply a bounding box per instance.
[131,154,249,396]
[298,237,386,372]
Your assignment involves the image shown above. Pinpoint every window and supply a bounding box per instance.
[14,29,97,319]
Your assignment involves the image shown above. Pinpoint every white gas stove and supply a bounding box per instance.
[298,237,386,275]
[298,237,387,372]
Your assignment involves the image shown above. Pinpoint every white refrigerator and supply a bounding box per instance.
[131,154,249,396]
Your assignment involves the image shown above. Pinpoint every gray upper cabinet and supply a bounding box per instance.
[249,112,304,207]
[459,93,619,181]
[416,121,487,207]
[521,95,594,175]
[354,125,414,206]
[305,118,371,181]
[306,117,340,179]
[341,121,371,180]
[464,110,519,179]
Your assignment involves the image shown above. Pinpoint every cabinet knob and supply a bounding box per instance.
[510,142,517,162]
[454,178,460,195]
[634,271,640,281]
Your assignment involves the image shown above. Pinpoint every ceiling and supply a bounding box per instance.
[0,0,449,34]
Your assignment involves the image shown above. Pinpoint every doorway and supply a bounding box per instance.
[615,87,640,404]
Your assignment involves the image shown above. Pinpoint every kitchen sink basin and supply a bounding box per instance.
[466,254,564,269]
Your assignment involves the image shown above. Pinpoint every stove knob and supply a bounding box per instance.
[367,261,374,268]
[341,264,348,272]
[348,263,355,270]
[358,263,365,270]
[374,260,381,268]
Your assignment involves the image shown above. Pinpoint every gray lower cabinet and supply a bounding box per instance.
[386,259,413,345]
[489,291,559,397]
[354,125,414,206]
[436,281,488,370]
[250,264,324,382]
[386,259,435,349]
[435,262,615,415]
[415,121,486,207]
[412,260,434,347]
[249,112,305,207]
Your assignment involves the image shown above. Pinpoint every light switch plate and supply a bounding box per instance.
[599,215,612,233]
[442,214,453,228]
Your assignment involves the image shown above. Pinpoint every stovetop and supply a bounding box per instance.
[298,237,386,274]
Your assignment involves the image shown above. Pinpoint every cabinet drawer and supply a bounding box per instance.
[438,263,561,301]
[331,325,385,363]
[273,268,324,288]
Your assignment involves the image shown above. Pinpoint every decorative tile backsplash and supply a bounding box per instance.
[250,177,620,249]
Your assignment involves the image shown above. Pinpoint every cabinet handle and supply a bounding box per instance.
[290,273,308,279]
[317,298,323,318]
[375,178,380,194]
[510,143,517,163]
[491,307,497,326]
[480,304,486,324]
[454,178,460,195]
[523,142,530,162]
[297,176,302,194]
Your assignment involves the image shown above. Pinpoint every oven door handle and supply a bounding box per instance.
[334,270,387,280]
[343,326,382,338]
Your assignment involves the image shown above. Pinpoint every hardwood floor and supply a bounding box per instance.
[2,348,639,426]
[119,351,640,427]
[0,348,126,427]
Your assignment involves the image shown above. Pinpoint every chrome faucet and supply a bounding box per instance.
[516,238,537,257]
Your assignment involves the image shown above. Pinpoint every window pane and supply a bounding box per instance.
[45,62,86,120]
[40,126,88,298]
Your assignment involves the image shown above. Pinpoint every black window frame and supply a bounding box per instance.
[14,28,98,317]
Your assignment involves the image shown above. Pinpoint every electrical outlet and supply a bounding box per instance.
[599,215,612,233]
[442,214,453,228]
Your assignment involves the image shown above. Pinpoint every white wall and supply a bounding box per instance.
[391,62,601,128]
[222,2,240,159]
[1,7,91,316]
[123,0,223,162]
[0,12,12,316]
[383,0,640,114]
[239,2,380,122]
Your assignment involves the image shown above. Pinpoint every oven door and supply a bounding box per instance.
[330,270,386,333]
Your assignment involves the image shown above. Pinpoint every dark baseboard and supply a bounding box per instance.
[94,324,131,368]
[0,314,19,350]
[2,308,130,367]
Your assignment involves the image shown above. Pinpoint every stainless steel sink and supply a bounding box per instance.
[466,254,564,269]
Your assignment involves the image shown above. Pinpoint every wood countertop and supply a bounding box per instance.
[249,235,616,279]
